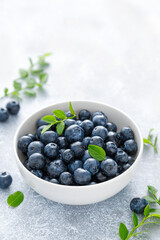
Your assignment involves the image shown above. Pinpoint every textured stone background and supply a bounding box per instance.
[0,0,160,239]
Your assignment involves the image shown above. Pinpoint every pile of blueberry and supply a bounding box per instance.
[18,109,138,186]
[0,101,20,122]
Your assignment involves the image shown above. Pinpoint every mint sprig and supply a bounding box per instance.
[2,53,52,100]
[143,128,158,153]
[41,102,76,135]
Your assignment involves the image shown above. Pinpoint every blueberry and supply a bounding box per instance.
[36,118,48,128]
[40,131,58,145]
[30,169,43,178]
[70,141,85,158]
[92,115,108,127]
[28,153,45,169]
[46,160,67,178]
[43,175,50,181]
[57,137,68,149]
[0,172,12,189]
[24,159,32,171]
[78,109,91,120]
[92,126,108,140]
[90,136,104,148]
[91,111,107,120]
[115,148,128,163]
[115,132,122,146]
[101,159,118,177]
[128,156,135,165]
[120,127,134,141]
[83,158,100,175]
[58,149,66,159]
[106,122,117,132]
[59,172,73,185]
[6,101,20,115]
[0,108,9,122]
[122,163,131,171]
[27,134,37,141]
[82,137,91,149]
[130,198,148,214]
[37,125,50,139]
[74,168,91,185]
[80,120,94,136]
[95,171,107,182]
[106,131,117,143]
[76,120,82,126]
[65,124,84,143]
[62,149,74,163]
[68,160,83,174]
[65,119,76,128]
[50,178,59,184]
[27,141,44,157]
[82,150,91,162]
[124,139,138,155]
[89,182,97,185]
[65,111,76,120]
[44,143,59,159]
[18,136,32,153]
[105,141,117,156]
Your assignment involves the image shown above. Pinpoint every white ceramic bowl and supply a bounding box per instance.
[14,101,143,205]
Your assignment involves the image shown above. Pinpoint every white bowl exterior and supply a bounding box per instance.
[14,101,143,205]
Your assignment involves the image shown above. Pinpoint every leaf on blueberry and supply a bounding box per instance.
[69,101,75,115]
[88,145,106,161]
[7,191,24,208]
[53,110,66,120]
[41,124,52,135]
[56,121,65,135]
[42,115,57,123]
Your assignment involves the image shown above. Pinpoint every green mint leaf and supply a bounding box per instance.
[10,91,21,100]
[148,128,154,141]
[148,185,158,195]
[119,223,129,240]
[28,57,33,67]
[144,205,150,217]
[143,195,156,203]
[42,115,56,123]
[13,80,22,91]
[4,88,8,96]
[56,121,65,135]
[24,89,36,96]
[26,77,36,88]
[69,102,76,115]
[19,69,28,78]
[39,73,48,84]
[39,53,52,60]
[133,212,138,227]
[31,68,43,75]
[53,110,66,120]
[38,59,49,67]
[88,145,106,161]
[7,191,24,207]
[41,124,52,134]
[143,138,151,144]
[149,208,160,215]
[36,83,42,87]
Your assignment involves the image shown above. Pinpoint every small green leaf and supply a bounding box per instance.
[148,185,158,195]
[143,195,156,203]
[41,124,52,135]
[7,191,24,207]
[88,145,106,161]
[149,208,160,215]
[119,223,129,240]
[10,91,21,99]
[26,77,36,88]
[23,89,36,96]
[56,121,65,135]
[148,128,154,140]
[31,68,43,75]
[69,102,75,115]
[42,115,57,123]
[38,59,49,67]
[13,80,22,91]
[19,69,28,78]
[144,205,150,217]
[4,88,8,96]
[133,212,138,227]
[39,73,48,84]
[39,53,52,60]
[28,57,33,67]
[53,110,66,120]
[36,83,42,87]
[143,138,151,144]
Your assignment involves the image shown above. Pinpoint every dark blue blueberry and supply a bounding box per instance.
[62,149,74,163]
[91,111,107,120]
[82,137,91,149]
[106,131,117,143]
[65,111,76,120]
[80,120,94,136]
[27,134,37,141]
[28,153,45,169]
[105,141,117,156]
[89,181,97,185]
[115,148,128,163]
[37,125,50,139]
[64,124,84,143]
[115,132,122,146]
[120,127,134,141]
[90,136,104,148]
[124,139,138,155]
[59,172,73,185]
[18,136,32,153]
[0,172,12,189]
[78,109,91,120]
[118,164,123,174]
[0,108,9,122]
[65,119,76,128]
[44,143,59,159]
[92,115,108,127]
[83,158,100,175]
[58,149,66,159]
[6,101,20,115]
[46,160,67,178]
[27,141,44,157]
[82,150,91,162]
[101,159,118,177]
[70,141,85,158]
[122,163,131,171]
[130,198,148,214]
[43,175,50,181]
[74,168,91,185]
[57,137,68,149]
[30,169,43,178]
[106,122,117,132]
[92,126,108,141]
[128,156,135,165]
[76,120,82,126]
[68,160,83,174]
[50,178,59,184]
[24,159,32,171]
[95,171,107,182]
[36,118,48,128]
[40,131,58,145]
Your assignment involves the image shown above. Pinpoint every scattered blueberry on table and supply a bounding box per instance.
[18,106,138,186]
[0,101,20,122]
[0,172,12,189]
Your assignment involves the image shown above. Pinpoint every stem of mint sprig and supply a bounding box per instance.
[143,128,158,153]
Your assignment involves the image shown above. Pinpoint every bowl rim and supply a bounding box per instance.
[14,100,143,190]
